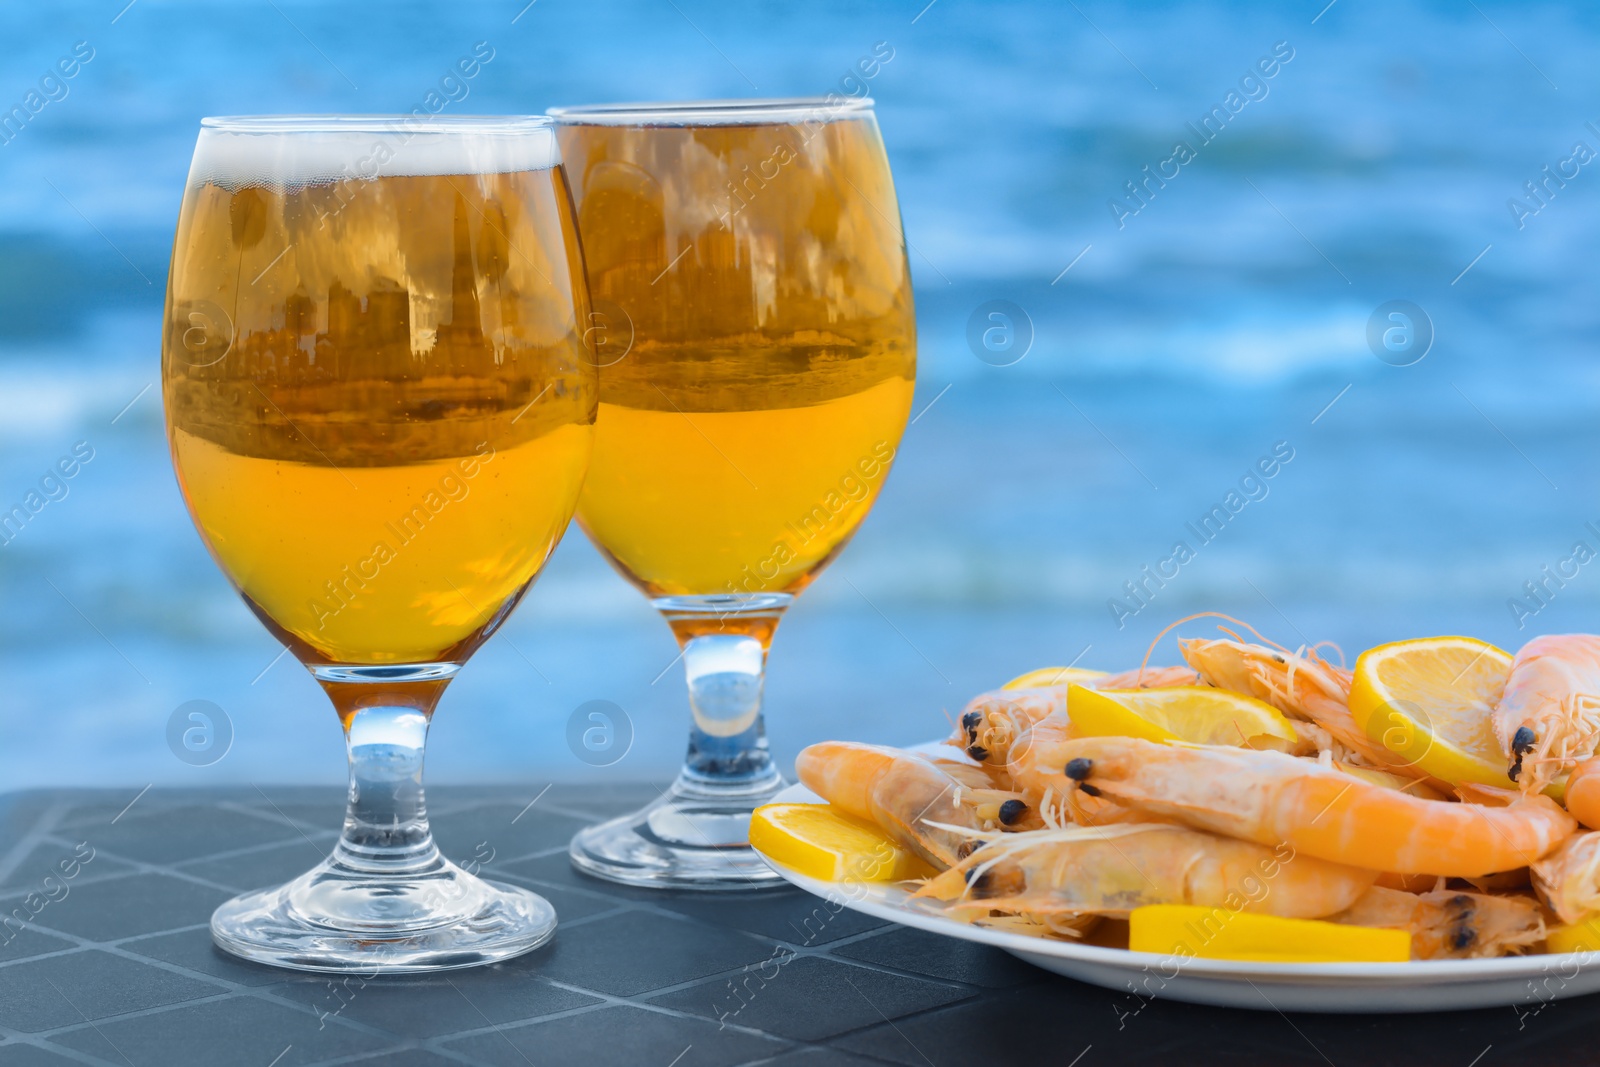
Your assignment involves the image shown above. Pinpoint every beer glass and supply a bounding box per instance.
[549,98,916,888]
[164,116,595,970]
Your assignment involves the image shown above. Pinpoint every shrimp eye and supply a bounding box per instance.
[961,711,982,732]
[1512,726,1537,755]
[1078,783,1103,797]
[967,745,990,761]
[1064,757,1093,781]
[998,799,1027,825]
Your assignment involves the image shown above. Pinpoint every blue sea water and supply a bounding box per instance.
[0,0,1597,790]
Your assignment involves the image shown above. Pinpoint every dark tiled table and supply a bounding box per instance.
[0,786,1595,1067]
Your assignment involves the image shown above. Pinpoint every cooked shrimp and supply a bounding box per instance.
[1492,634,1600,794]
[1002,711,1367,830]
[1564,758,1600,830]
[1328,886,1544,959]
[924,758,1044,828]
[952,668,1205,776]
[951,687,1064,770]
[797,741,1024,869]
[915,824,1377,925]
[929,757,1007,791]
[1049,736,1576,877]
[997,708,1151,828]
[1531,830,1600,924]
[1094,665,1202,689]
[1182,636,1430,775]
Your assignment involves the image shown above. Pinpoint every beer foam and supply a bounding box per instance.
[547,97,874,127]
[190,117,559,189]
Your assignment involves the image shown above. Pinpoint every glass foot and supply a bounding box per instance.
[211,851,556,974]
[569,774,788,890]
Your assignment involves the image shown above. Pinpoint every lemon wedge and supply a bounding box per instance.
[1067,683,1298,749]
[1003,666,1108,690]
[1348,636,1515,789]
[1129,905,1411,963]
[1547,916,1600,955]
[749,803,930,882]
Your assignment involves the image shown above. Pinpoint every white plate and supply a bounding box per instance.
[759,760,1600,1013]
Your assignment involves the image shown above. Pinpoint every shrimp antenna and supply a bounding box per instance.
[1137,611,1290,681]
[1311,640,1348,669]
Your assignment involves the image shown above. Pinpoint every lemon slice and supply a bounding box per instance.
[1067,683,1298,749]
[1547,916,1600,954]
[1129,905,1411,963]
[1348,636,1515,789]
[1003,666,1108,690]
[749,803,930,882]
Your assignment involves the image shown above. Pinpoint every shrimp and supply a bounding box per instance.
[999,715,1405,832]
[928,757,1006,791]
[1531,830,1600,924]
[1048,736,1576,877]
[1093,665,1202,689]
[1004,716,1184,831]
[950,668,1197,768]
[1491,634,1600,794]
[1327,886,1545,959]
[796,741,1030,869]
[1565,758,1600,830]
[925,757,1047,830]
[993,707,1155,828]
[951,687,1064,770]
[1181,636,1431,776]
[915,824,1377,926]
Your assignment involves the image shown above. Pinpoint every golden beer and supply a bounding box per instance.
[169,116,586,971]
[557,108,916,599]
[164,132,595,665]
[553,99,917,890]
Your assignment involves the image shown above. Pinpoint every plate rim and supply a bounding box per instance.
[758,742,1595,984]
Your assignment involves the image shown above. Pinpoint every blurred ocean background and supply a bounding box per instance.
[0,0,1597,789]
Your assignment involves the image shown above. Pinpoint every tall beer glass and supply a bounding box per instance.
[550,98,916,889]
[164,116,595,970]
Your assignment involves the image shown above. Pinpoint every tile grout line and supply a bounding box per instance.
[3,788,1019,1066]
[27,833,268,897]
[0,800,72,886]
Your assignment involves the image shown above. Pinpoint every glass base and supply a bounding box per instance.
[569,772,788,891]
[211,851,556,974]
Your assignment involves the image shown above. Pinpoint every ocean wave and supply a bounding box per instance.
[0,347,158,440]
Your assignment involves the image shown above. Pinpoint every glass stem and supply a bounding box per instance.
[654,594,792,797]
[315,665,458,875]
